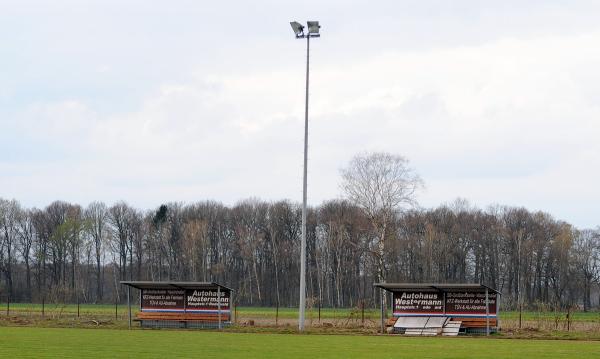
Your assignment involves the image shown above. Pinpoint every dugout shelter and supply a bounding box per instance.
[121,281,234,329]
[374,283,499,336]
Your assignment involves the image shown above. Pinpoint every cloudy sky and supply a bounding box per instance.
[1,1,599,228]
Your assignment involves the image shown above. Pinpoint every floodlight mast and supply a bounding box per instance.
[289,20,320,332]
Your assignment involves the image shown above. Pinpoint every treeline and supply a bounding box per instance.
[0,198,598,310]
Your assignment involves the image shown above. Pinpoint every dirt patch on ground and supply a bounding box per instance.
[2,312,600,340]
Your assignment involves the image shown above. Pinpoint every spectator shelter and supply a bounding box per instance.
[121,281,233,329]
[374,283,499,336]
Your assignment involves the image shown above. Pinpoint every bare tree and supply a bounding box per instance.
[232,199,268,304]
[85,202,107,301]
[573,228,600,311]
[340,152,423,284]
[1,195,599,310]
[0,199,20,298]
[16,208,35,300]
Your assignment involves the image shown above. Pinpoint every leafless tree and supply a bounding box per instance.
[0,195,598,310]
[16,207,35,300]
[573,228,600,311]
[0,199,20,298]
[84,202,107,301]
[340,152,423,284]
[232,199,268,304]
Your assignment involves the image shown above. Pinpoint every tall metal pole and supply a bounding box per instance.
[299,34,310,332]
[517,235,522,329]
[485,288,490,336]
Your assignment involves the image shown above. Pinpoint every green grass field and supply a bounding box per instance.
[3,302,599,322]
[1,304,599,357]
[0,326,599,358]
[1,302,376,319]
[3,302,600,342]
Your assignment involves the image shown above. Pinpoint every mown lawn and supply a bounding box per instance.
[4,302,600,324]
[500,310,600,322]
[1,302,369,319]
[0,327,599,359]
[2,302,127,315]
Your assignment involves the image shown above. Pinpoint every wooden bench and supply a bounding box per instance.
[136,312,230,323]
[451,317,497,328]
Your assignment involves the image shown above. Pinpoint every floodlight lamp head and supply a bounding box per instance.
[307,21,320,36]
[290,21,305,38]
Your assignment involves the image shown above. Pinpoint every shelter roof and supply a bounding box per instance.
[120,281,234,292]
[373,283,499,294]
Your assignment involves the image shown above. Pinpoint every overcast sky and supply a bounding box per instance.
[1,1,599,228]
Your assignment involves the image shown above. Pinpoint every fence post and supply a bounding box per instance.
[361,300,365,327]
[6,295,9,316]
[519,301,522,329]
[42,296,45,318]
[318,299,321,323]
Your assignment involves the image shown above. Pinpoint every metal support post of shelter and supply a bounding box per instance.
[380,288,385,334]
[127,286,132,330]
[139,289,142,312]
[217,286,222,330]
[183,288,187,329]
[231,291,235,324]
[497,293,501,330]
[442,291,446,313]
[485,288,490,336]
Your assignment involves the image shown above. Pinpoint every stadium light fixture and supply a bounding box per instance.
[289,20,321,332]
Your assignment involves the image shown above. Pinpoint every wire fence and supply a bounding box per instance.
[2,294,600,333]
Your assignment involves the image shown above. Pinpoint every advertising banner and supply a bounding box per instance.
[141,289,185,310]
[140,288,230,313]
[445,291,496,315]
[186,289,230,312]
[393,291,444,314]
[393,290,497,316]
